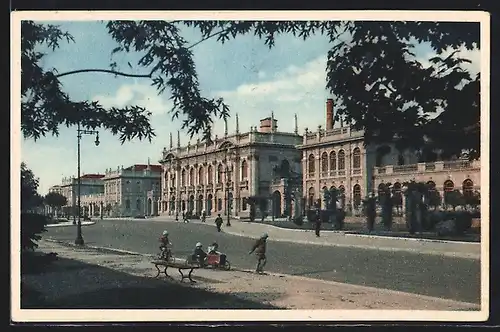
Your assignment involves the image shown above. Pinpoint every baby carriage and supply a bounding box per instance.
[205,251,231,270]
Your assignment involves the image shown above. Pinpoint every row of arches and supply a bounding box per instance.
[377,179,475,195]
[308,147,362,175]
[165,160,249,187]
[165,193,236,215]
[307,184,364,209]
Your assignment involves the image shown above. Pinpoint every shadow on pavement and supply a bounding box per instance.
[21,256,281,309]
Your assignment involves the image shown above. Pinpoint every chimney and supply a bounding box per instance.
[326,98,334,130]
[259,117,278,133]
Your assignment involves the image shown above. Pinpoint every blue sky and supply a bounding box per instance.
[19,20,480,194]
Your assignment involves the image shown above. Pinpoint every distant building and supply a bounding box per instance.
[101,162,162,217]
[56,163,162,218]
[159,114,303,219]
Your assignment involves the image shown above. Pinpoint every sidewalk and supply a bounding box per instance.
[149,216,481,260]
[21,240,480,312]
[46,221,95,228]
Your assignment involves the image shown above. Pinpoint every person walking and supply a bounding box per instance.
[314,207,321,237]
[215,214,223,232]
[249,233,268,274]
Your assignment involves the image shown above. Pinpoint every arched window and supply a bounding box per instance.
[353,184,361,208]
[241,160,248,180]
[198,167,204,185]
[217,164,223,184]
[308,154,315,175]
[462,179,474,197]
[444,180,454,192]
[189,168,194,186]
[338,150,345,170]
[308,187,315,208]
[181,169,186,186]
[207,165,213,185]
[329,151,336,172]
[321,152,328,174]
[352,147,361,169]
[392,182,403,207]
[125,199,130,210]
[164,172,169,187]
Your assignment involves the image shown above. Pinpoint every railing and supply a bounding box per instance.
[337,170,346,176]
[352,169,361,175]
[393,165,418,173]
[320,172,328,178]
[308,172,315,178]
[425,163,436,171]
[443,160,472,170]
[329,170,337,176]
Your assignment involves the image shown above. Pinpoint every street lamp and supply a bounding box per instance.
[75,122,100,245]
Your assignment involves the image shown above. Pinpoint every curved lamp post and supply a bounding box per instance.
[75,122,100,245]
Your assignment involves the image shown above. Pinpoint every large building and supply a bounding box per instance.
[56,163,162,218]
[298,99,481,212]
[159,114,303,219]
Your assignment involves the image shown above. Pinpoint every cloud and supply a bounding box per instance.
[212,55,330,136]
[93,83,171,115]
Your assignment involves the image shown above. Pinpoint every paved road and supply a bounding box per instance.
[45,219,481,304]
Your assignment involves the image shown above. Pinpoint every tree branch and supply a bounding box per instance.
[185,28,229,50]
[54,29,228,80]
[55,69,152,79]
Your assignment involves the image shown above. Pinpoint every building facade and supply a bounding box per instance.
[159,115,303,219]
[101,163,162,217]
[56,164,162,218]
[298,99,481,212]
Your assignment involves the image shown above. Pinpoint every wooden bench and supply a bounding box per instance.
[151,259,200,283]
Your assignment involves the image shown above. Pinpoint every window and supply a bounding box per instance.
[242,197,247,211]
[136,199,141,210]
[321,152,328,173]
[181,169,186,186]
[217,164,223,184]
[353,184,361,208]
[329,151,336,171]
[208,165,213,184]
[308,154,315,175]
[189,168,194,186]
[462,179,474,197]
[125,199,130,210]
[338,150,345,170]
[241,160,248,180]
[444,180,454,192]
[198,167,204,185]
[352,147,361,169]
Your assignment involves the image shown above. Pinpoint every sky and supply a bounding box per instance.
[19,20,481,194]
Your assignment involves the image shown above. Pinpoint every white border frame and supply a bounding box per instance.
[11,10,490,322]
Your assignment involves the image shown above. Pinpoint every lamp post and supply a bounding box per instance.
[75,122,100,245]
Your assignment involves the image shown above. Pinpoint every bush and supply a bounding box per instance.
[21,213,48,251]
[292,216,304,226]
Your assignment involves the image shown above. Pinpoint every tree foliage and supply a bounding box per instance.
[44,192,67,211]
[20,162,47,250]
[22,20,480,155]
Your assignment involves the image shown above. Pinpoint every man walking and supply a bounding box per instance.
[249,233,268,274]
[315,207,321,237]
[215,214,223,232]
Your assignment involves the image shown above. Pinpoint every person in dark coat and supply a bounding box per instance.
[215,214,223,232]
[315,208,321,237]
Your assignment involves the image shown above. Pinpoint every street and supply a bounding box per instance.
[45,219,481,304]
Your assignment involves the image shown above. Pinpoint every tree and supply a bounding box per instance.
[44,192,67,217]
[23,21,479,155]
[20,162,47,250]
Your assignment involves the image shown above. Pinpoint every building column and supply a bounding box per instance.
[250,153,259,197]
